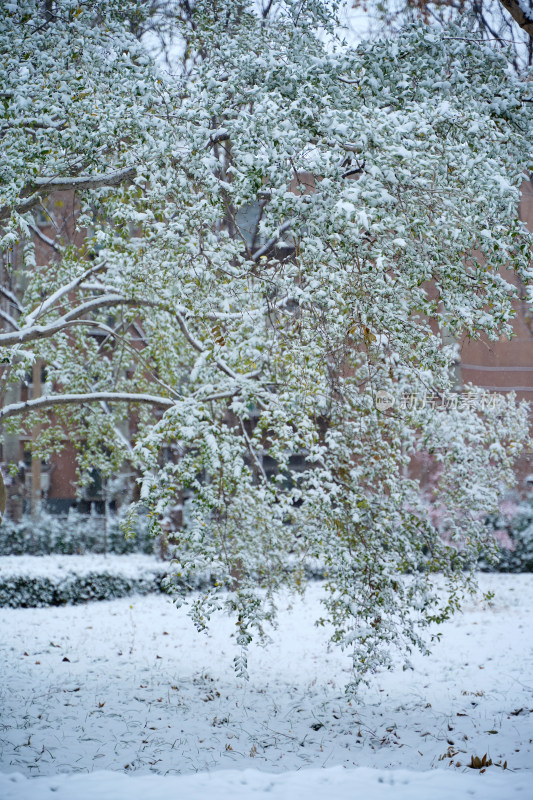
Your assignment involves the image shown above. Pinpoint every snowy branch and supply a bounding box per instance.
[0,286,22,313]
[0,308,19,331]
[175,310,242,380]
[0,295,144,346]
[23,264,106,328]
[207,128,230,147]
[27,221,60,253]
[0,392,174,422]
[252,220,293,261]
[175,310,261,382]
[0,166,137,221]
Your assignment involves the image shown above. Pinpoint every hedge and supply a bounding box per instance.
[0,555,169,608]
[0,510,154,556]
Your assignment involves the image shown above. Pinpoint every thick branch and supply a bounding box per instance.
[0,309,19,331]
[0,392,174,422]
[32,167,137,192]
[207,128,230,147]
[252,220,293,261]
[0,295,144,347]
[0,166,137,221]
[24,263,105,327]
[28,221,60,254]
[0,286,22,313]
[499,0,533,38]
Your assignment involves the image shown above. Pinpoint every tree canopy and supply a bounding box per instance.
[345,0,533,70]
[1,0,532,689]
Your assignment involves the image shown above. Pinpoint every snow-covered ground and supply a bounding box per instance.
[0,574,532,799]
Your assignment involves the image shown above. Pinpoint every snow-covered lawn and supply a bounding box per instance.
[0,574,532,799]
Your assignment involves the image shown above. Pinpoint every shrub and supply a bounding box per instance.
[484,499,533,573]
[0,555,169,607]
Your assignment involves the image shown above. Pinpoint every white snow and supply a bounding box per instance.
[1,763,530,800]
[0,574,532,799]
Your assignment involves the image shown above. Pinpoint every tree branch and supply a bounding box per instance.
[0,286,22,313]
[65,318,183,401]
[24,263,106,327]
[33,167,137,192]
[252,219,293,261]
[0,295,145,346]
[206,128,230,147]
[0,166,137,221]
[0,392,174,423]
[499,0,533,39]
[27,221,61,254]
[175,309,261,382]
[0,309,19,331]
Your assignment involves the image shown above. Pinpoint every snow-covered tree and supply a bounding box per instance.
[345,0,533,71]
[1,0,532,689]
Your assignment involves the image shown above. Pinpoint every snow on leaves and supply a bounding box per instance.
[0,0,532,690]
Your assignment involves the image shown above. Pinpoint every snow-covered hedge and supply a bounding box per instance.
[0,555,170,607]
[0,510,154,556]
[481,500,533,573]
[490,498,533,572]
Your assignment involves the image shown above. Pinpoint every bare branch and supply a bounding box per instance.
[0,392,174,423]
[262,0,275,18]
[342,166,364,179]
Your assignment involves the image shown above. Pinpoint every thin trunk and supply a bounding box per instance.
[31,359,42,517]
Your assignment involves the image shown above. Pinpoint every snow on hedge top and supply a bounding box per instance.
[0,554,168,581]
